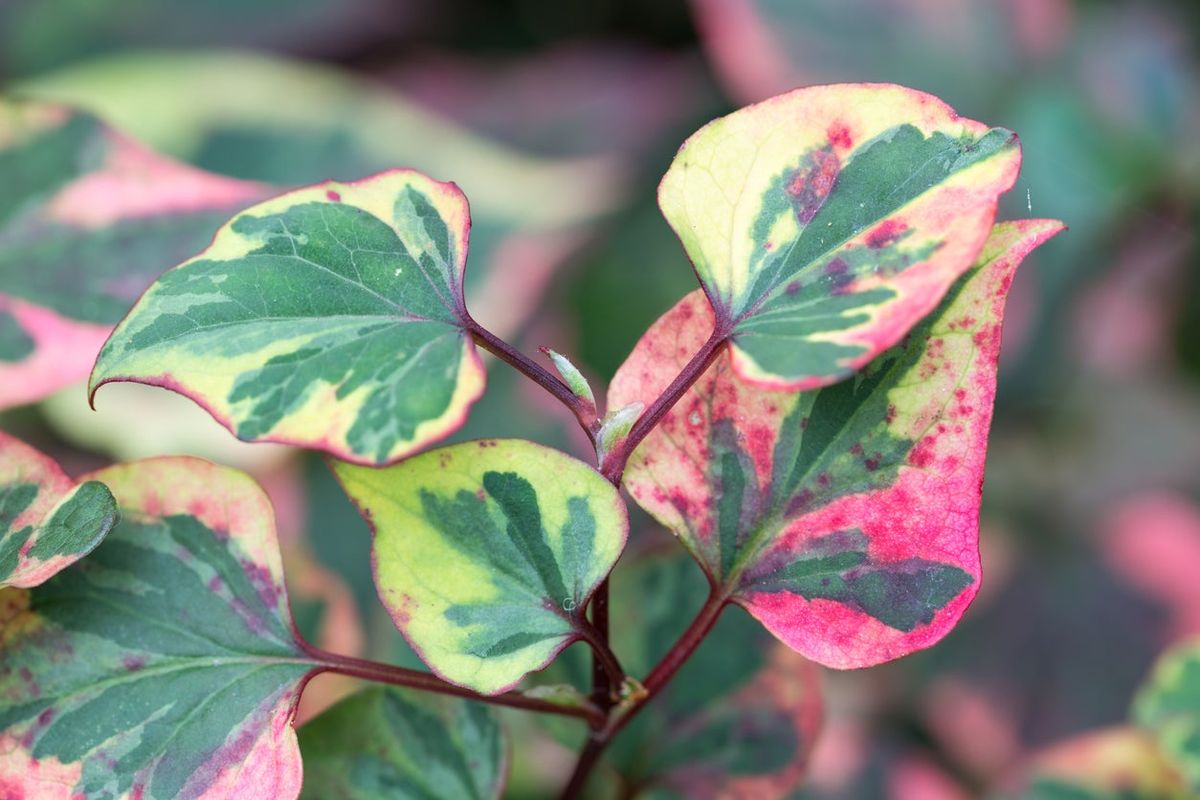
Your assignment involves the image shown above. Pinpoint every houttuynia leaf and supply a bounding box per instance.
[0,98,266,409]
[659,83,1022,391]
[0,457,316,799]
[89,169,486,466]
[298,687,507,799]
[0,431,117,588]
[334,439,628,694]
[1134,639,1200,793]
[611,220,1063,668]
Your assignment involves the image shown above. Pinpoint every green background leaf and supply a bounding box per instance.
[1134,640,1200,793]
[299,686,507,799]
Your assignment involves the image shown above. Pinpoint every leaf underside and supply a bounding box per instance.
[0,430,118,588]
[0,457,312,800]
[335,439,628,694]
[659,83,1022,391]
[90,170,486,466]
[611,220,1063,668]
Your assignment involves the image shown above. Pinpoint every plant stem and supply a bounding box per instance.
[599,325,729,483]
[557,589,729,798]
[575,610,624,705]
[588,578,613,707]
[308,647,605,728]
[467,319,599,438]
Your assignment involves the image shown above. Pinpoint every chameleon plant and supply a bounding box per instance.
[0,83,1064,798]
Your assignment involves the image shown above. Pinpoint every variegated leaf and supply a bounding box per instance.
[298,687,506,799]
[0,98,266,409]
[1134,640,1200,793]
[0,457,317,800]
[90,170,487,466]
[659,83,1022,391]
[22,51,629,347]
[0,431,117,587]
[334,440,627,694]
[611,220,1063,668]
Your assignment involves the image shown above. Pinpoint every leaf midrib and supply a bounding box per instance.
[731,129,1002,325]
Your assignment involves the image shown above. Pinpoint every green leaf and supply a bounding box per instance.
[298,687,507,799]
[0,97,266,409]
[543,347,596,411]
[90,169,487,466]
[1135,640,1200,793]
[0,457,319,799]
[659,83,1022,391]
[0,430,117,587]
[611,220,1063,668]
[334,439,628,694]
[1011,728,1192,800]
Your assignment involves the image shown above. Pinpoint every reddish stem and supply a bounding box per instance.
[575,614,625,706]
[600,324,730,483]
[467,319,599,438]
[558,589,730,798]
[588,578,613,708]
[308,647,605,729]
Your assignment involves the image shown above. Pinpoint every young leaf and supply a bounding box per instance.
[90,170,487,466]
[0,457,317,800]
[0,431,117,587]
[611,220,1063,668]
[542,347,596,413]
[659,83,1022,391]
[0,98,266,409]
[334,439,628,694]
[1134,640,1200,793]
[596,401,644,465]
[298,687,507,799]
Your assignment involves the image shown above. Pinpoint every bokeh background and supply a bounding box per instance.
[2,0,1198,796]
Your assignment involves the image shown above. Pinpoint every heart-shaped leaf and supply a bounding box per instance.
[0,431,117,587]
[0,457,316,800]
[298,687,507,799]
[0,98,266,409]
[90,169,487,466]
[611,220,1062,667]
[659,83,1022,391]
[334,439,628,694]
[1135,640,1200,793]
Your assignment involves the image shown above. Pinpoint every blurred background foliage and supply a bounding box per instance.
[1,0,1198,797]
